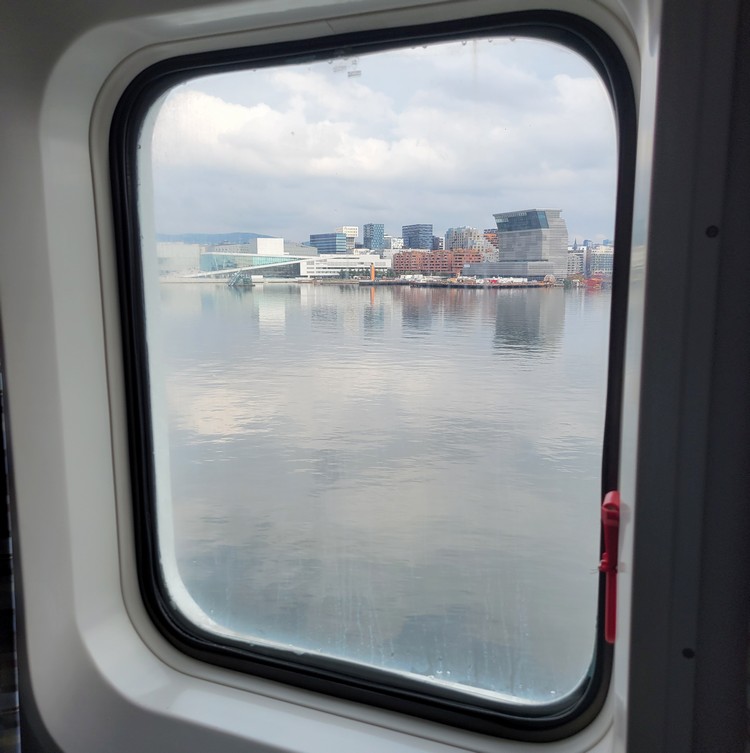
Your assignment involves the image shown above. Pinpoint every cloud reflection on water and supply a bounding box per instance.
[155,284,610,702]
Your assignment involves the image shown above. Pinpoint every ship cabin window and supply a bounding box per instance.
[112,15,634,740]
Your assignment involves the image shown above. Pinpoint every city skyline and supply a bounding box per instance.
[158,212,612,250]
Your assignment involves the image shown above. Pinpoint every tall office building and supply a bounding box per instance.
[402,224,433,250]
[335,226,358,251]
[309,233,347,254]
[363,223,385,251]
[463,210,568,280]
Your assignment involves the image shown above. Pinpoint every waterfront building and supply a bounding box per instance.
[157,238,301,277]
[463,209,569,281]
[567,249,585,277]
[384,235,404,250]
[402,224,433,250]
[483,228,499,249]
[587,247,615,277]
[199,253,306,276]
[310,232,347,254]
[445,226,497,259]
[298,254,391,278]
[194,236,309,277]
[209,238,285,256]
[203,243,253,255]
[363,223,385,251]
[445,226,477,250]
[393,249,482,276]
[393,251,426,273]
[335,226,359,251]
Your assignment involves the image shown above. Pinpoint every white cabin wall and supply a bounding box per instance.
[620,0,749,751]
[3,0,748,751]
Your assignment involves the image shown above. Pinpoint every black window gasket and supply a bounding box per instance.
[109,9,635,742]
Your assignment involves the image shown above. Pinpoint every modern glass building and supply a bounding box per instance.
[463,209,569,280]
[309,233,347,254]
[335,226,358,251]
[401,224,433,250]
[363,223,385,251]
[199,252,307,277]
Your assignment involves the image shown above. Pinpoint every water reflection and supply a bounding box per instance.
[155,283,610,702]
[400,288,434,333]
[493,288,565,352]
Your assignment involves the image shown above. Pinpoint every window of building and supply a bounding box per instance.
[112,14,634,740]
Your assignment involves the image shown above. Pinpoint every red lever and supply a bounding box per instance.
[599,491,620,644]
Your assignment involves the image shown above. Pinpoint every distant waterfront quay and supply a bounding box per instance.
[365,279,550,289]
[159,276,554,289]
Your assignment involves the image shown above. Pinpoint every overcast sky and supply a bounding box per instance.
[149,36,617,244]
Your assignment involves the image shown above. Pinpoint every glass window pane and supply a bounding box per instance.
[138,36,617,707]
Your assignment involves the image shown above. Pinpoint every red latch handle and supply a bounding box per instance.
[599,491,620,644]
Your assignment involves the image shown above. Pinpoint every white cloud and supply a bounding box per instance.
[149,38,617,240]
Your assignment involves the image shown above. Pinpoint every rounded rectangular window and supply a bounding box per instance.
[113,15,633,739]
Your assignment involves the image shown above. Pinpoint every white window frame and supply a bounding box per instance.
[2,0,744,750]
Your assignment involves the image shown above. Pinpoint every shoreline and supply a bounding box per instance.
[159,276,562,289]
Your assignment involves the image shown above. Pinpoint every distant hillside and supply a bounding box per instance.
[157,232,272,245]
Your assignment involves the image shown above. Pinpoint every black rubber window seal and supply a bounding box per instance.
[109,9,635,742]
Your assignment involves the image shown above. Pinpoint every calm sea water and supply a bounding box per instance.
[153,282,611,704]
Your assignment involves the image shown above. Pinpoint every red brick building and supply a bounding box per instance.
[393,249,482,276]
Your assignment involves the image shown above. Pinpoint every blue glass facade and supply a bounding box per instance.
[401,224,433,250]
[309,233,347,254]
[363,223,385,251]
[496,210,550,233]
